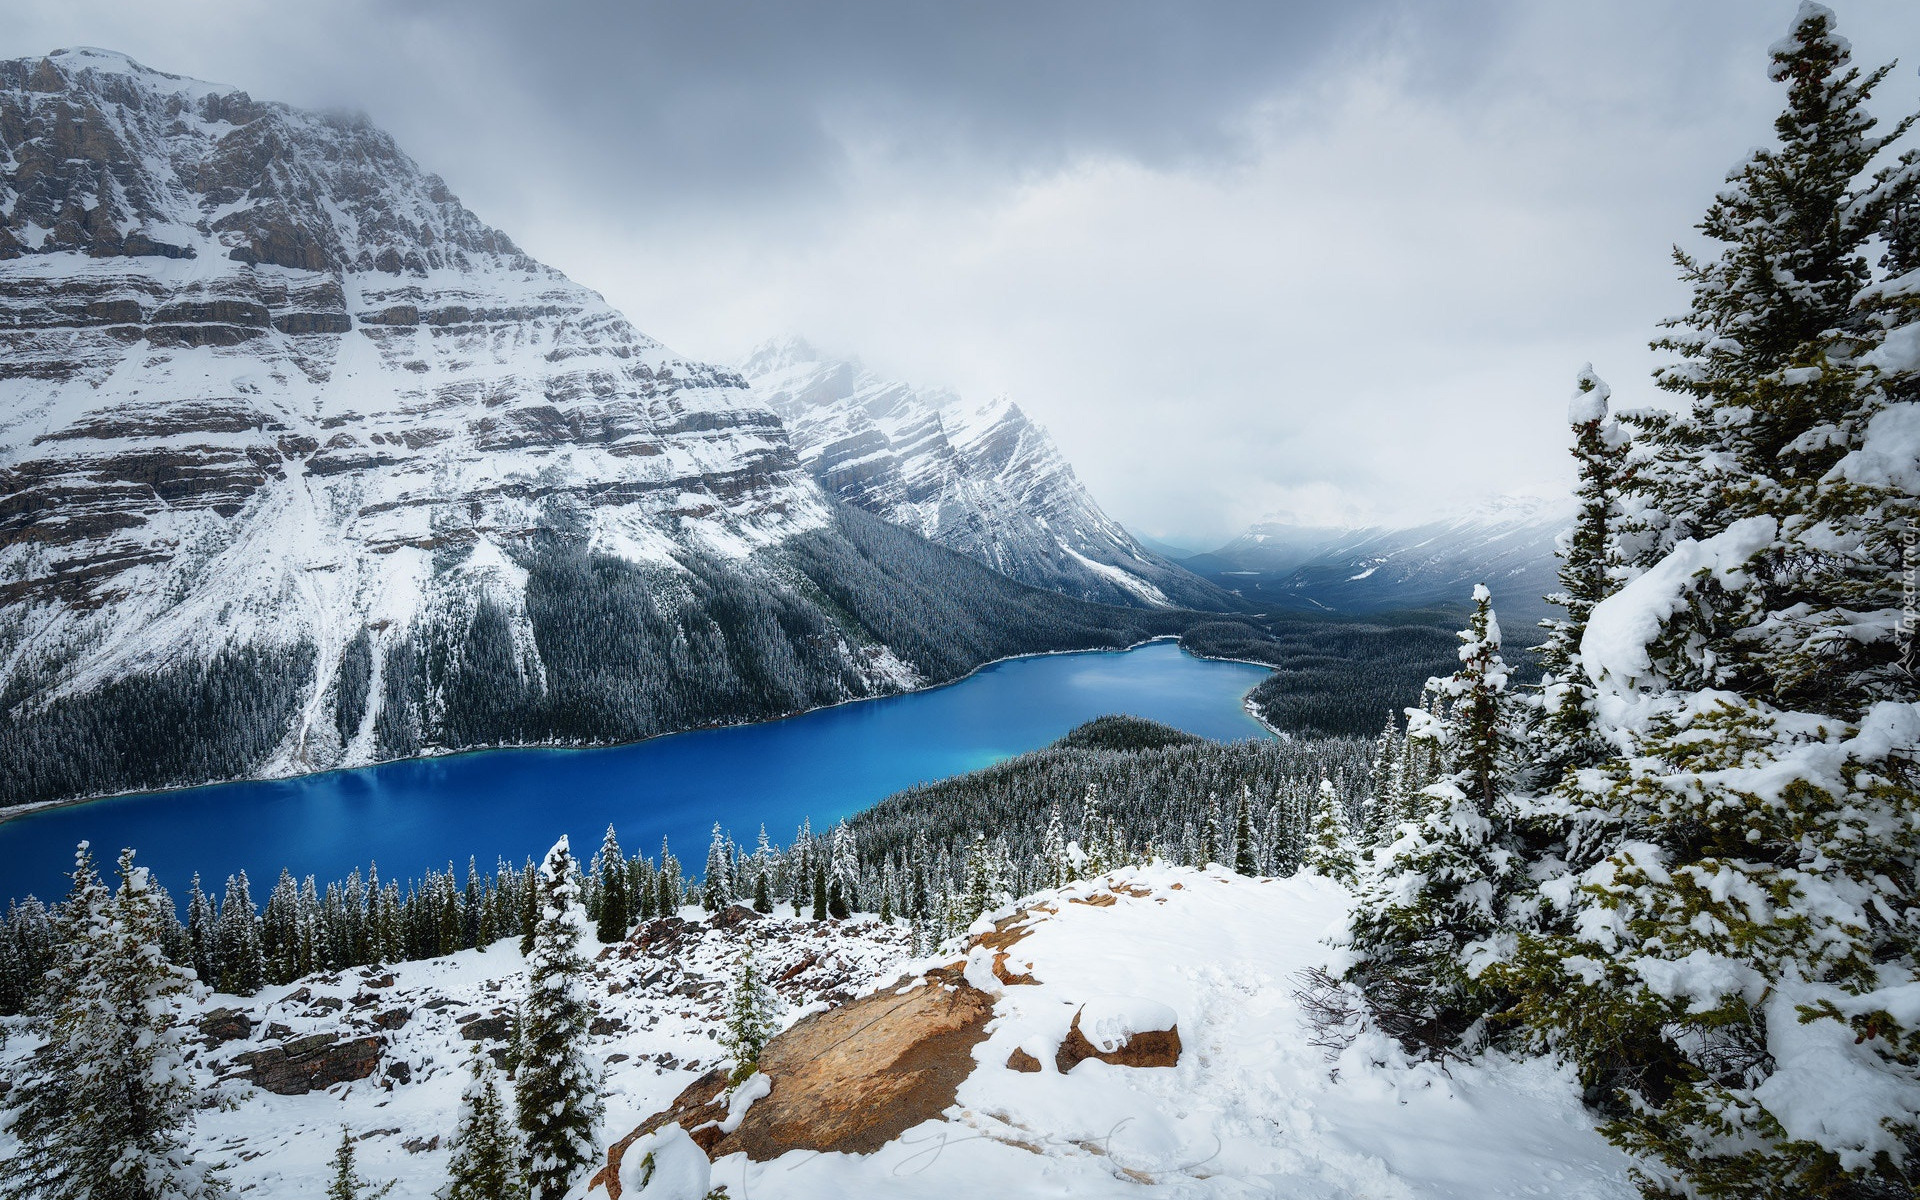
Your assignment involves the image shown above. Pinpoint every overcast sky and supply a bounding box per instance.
[9,2,1920,544]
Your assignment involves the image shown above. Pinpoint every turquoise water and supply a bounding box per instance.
[0,641,1271,905]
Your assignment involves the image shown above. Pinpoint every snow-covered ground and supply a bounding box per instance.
[0,870,1637,1198]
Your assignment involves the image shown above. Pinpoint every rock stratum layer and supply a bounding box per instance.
[0,50,1178,806]
[744,339,1234,611]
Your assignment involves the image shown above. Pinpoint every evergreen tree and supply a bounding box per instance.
[719,937,779,1086]
[1485,11,1920,1193]
[441,1054,520,1200]
[325,1129,393,1200]
[751,871,772,915]
[515,838,603,1200]
[1535,367,1628,783]
[215,873,264,996]
[2,845,230,1200]
[701,824,730,913]
[810,864,827,922]
[594,826,628,944]
[1344,589,1517,1054]
[1365,713,1401,843]
[1041,801,1071,888]
[184,873,215,986]
[1305,779,1354,886]
[1232,786,1258,876]
[963,834,993,925]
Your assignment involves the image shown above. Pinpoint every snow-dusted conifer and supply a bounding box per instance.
[1344,590,1517,1052]
[3,845,231,1200]
[701,824,729,913]
[594,826,628,943]
[1305,779,1354,885]
[441,1053,519,1200]
[1232,786,1258,876]
[325,1129,392,1200]
[719,936,779,1086]
[215,872,263,995]
[1487,11,1920,1193]
[514,837,602,1200]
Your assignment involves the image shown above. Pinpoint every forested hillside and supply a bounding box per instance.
[1321,10,1920,1195]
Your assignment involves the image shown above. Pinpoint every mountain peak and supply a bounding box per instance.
[32,47,239,98]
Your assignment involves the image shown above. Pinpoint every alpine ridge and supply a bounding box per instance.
[742,339,1236,611]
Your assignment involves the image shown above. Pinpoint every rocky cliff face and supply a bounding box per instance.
[742,340,1234,612]
[0,52,1170,805]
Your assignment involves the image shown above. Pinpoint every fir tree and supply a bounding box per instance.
[441,1054,520,1200]
[2,845,231,1200]
[1305,779,1354,885]
[1232,786,1258,876]
[1344,589,1518,1054]
[515,838,603,1200]
[325,1129,393,1200]
[215,872,264,996]
[719,936,779,1087]
[810,864,827,922]
[594,826,628,944]
[1485,10,1920,1194]
[1535,367,1628,783]
[751,871,772,915]
[701,824,730,913]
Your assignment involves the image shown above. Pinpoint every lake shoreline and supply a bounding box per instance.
[0,634,1246,830]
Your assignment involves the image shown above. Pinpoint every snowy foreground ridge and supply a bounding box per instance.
[0,866,1636,1198]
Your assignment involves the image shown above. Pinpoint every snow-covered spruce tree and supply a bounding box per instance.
[719,936,779,1087]
[1041,801,1071,888]
[1485,9,1920,1196]
[514,837,603,1200]
[325,1129,393,1200]
[1365,713,1402,843]
[1343,587,1519,1054]
[594,826,629,944]
[214,872,263,996]
[1232,787,1259,875]
[442,1053,520,1200]
[701,824,729,914]
[2,845,230,1200]
[1306,779,1355,886]
[1534,366,1630,785]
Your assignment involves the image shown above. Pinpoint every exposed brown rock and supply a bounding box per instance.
[232,1033,384,1095]
[593,967,996,1189]
[1006,1048,1043,1073]
[1054,1007,1182,1074]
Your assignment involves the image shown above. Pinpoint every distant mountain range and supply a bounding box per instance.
[742,340,1234,611]
[1179,497,1570,628]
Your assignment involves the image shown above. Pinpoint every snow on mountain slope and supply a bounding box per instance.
[0,868,1635,1198]
[1191,496,1570,626]
[0,49,825,733]
[0,53,1181,804]
[743,339,1236,612]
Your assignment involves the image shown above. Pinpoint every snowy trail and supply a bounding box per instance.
[714,867,1638,1199]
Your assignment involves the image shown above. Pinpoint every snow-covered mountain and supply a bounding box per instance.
[0,51,1171,806]
[742,340,1235,611]
[1187,496,1570,625]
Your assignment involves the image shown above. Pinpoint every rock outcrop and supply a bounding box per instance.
[592,965,996,1190]
[230,1031,384,1095]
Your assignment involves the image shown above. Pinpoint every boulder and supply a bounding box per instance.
[198,1006,252,1045]
[459,1014,512,1042]
[592,966,996,1189]
[1055,997,1182,1073]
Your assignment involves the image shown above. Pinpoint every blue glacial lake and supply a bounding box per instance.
[0,640,1272,905]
